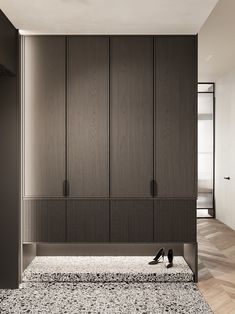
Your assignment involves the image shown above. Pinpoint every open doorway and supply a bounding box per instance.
[197,83,215,218]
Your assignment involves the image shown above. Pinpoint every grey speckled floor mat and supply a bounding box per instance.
[22,256,194,282]
[0,256,212,313]
[0,282,212,314]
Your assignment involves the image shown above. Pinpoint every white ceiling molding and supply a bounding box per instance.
[0,0,218,35]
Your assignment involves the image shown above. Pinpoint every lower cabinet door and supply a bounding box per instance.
[67,200,109,242]
[154,199,196,242]
[22,200,66,242]
[110,200,153,242]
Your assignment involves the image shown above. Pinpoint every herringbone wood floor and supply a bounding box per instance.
[198,219,235,314]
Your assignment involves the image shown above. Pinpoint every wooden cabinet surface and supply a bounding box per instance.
[154,36,197,197]
[24,36,66,197]
[68,37,109,197]
[110,36,154,197]
[110,200,153,242]
[67,200,109,242]
[22,200,66,242]
[154,199,196,242]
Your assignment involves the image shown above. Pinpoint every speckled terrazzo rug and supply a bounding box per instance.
[0,257,212,313]
[0,282,212,314]
[22,256,194,283]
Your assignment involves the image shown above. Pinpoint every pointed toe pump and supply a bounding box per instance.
[148,248,165,265]
[166,249,174,268]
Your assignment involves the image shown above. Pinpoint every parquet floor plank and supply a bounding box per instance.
[198,219,235,313]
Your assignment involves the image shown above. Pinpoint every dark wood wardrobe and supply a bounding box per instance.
[22,35,197,275]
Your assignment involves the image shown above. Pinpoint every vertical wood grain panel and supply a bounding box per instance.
[155,36,197,197]
[154,199,196,242]
[110,36,153,197]
[110,200,153,242]
[68,37,109,197]
[67,200,109,242]
[24,36,66,197]
[22,200,66,242]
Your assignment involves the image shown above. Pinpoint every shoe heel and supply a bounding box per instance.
[149,248,165,265]
[165,249,173,268]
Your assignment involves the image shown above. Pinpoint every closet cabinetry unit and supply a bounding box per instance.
[22,35,197,246]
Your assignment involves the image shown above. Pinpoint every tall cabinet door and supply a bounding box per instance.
[24,36,66,197]
[154,36,197,197]
[68,37,109,197]
[110,36,153,197]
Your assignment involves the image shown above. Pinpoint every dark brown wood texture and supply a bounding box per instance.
[67,200,109,242]
[154,199,196,242]
[0,76,19,288]
[110,36,153,197]
[68,37,109,197]
[22,200,66,242]
[110,200,153,242]
[154,36,197,197]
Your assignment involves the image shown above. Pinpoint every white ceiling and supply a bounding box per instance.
[198,0,235,81]
[0,0,218,35]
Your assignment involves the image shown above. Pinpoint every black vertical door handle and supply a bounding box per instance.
[63,180,70,196]
[67,180,70,196]
[63,180,66,197]
[150,180,154,196]
[150,180,157,197]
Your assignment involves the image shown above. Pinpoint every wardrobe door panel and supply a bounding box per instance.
[22,200,66,242]
[24,36,66,197]
[67,200,109,242]
[154,199,196,242]
[155,36,197,197]
[68,37,109,197]
[110,37,153,197]
[110,200,153,242]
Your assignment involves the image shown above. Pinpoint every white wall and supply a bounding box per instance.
[215,67,235,230]
[198,0,235,82]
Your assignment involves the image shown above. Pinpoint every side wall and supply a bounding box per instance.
[215,67,235,230]
[0,9,17,74]
[0,76,20,288]
[0,10,20,288]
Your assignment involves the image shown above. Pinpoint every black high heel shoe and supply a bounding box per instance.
[148,248,165,265]
[166,249,173,268]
